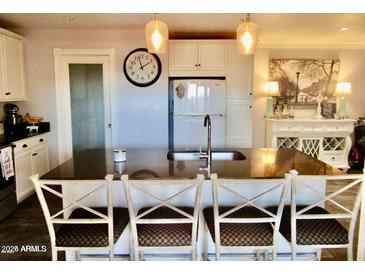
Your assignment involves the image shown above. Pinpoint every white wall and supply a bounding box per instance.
[9,28,365,166]
[253,47,365,147]
[13,29,169,169]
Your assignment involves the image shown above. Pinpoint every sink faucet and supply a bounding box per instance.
[200,114,212,168]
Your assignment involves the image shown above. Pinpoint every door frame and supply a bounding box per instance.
[53,48,116,164]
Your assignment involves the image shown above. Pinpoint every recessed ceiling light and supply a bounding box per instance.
[340,27,349,31]
[63,16,74,22]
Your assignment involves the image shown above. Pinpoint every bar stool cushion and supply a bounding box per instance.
[266,205,349,245]
[203,206,274,247]
[56,207,130,247]
[136,206,194,247]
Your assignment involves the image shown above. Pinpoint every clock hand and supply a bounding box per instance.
[141,61,152,69]
[138,57,143,70]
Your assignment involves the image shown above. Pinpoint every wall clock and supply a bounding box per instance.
[123,48,162,87]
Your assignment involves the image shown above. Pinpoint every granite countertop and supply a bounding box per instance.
[41,148,348,181]
[0,122,50,147]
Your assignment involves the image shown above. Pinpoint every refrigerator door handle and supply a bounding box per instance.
[174,114,226,118]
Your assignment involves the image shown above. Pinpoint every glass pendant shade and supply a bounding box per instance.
[145,15,169,54]
[237,15,258,55]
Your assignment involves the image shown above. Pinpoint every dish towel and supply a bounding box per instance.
[0,147,14,180]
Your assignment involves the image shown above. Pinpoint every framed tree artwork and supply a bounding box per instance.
[270,59,340,108]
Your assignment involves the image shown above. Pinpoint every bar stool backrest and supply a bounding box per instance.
[290,171,363,260]
[121,174,204,249]
[210,173,290,255]
[29,174,114,255]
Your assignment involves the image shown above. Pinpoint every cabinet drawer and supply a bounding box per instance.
[277,124,301,132]
[326,125,352,132]
[321,152,343,163]
[302,125,325,132]
[13,133,49,154]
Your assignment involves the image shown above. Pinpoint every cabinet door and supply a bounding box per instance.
[0,36,5,99]
[15,151,34,203]
[33,145,50,177]
[226,100,252,148]
[227,43,253,99]
[198,42,226,71]
[2,35,26,101]
[169,41,198,71]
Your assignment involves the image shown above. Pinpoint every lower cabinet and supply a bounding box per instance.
[13,133,50,203]
[265,119,354,169]
[226,99,252,148]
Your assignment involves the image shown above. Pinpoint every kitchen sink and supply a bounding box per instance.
[167,150,246,161]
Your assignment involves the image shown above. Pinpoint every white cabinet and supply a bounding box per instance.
[13,133,50,203]
[0,28,26,102]
[226,99,252,148]
[169,40,227,76]
[14,151,34,204]
[227,42,253,99]
[265,119,354,169]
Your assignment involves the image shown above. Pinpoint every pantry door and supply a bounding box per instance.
[54,49,116,164]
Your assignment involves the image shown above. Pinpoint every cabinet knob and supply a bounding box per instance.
[195,64,198,67]
[22,144,28,148]
[5,92,11,95]
[39,139,44,142]
[32,153,38,157]
[198,64,201,66]
[249,92,252,96]
[249,105,252,109]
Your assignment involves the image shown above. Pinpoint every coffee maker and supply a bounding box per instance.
[4,104,23,137]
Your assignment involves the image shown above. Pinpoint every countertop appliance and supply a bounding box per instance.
[4,104,23,138]
[170,79,227,149]
[0,143,16,222]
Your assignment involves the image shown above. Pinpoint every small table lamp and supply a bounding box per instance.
[264,81,280,118]
[335,82,351,119]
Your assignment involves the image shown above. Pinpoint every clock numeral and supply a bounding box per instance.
[141,76,145,81]
[152,64,156,69]
[150,70,154,75]
[131,71,135,76]
[147,74,150,79]
[131,61,136,65]
[136,75,139,79]
[128,66,133,70]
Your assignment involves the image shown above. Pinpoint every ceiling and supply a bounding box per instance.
[0,13,365,46]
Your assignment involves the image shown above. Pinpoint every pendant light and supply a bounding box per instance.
[145,13,169,54]
[236,14,258,55]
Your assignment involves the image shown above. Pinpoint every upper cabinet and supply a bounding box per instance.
[0,28,26,102]
[169,40,227,76]
[226,41,253,99]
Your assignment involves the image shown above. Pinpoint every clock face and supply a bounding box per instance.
[123,48,162,87]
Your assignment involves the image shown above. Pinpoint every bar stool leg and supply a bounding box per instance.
[347,246,353,261]
[75,251,81,261]
[316,249,321,261]
[272,248,276,261]
[203,222,208,261]
[51,248,57,261]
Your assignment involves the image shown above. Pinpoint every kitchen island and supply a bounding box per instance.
[43,148,345,180]
[41,148,362,260]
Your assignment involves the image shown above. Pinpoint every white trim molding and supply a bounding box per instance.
[53,48,116,165]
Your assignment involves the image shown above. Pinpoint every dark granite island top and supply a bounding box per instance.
[41,148,348,180]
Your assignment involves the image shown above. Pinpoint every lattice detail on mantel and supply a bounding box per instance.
[277,137,300,149]
[302,139,321,159]
[323,137,345,151]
